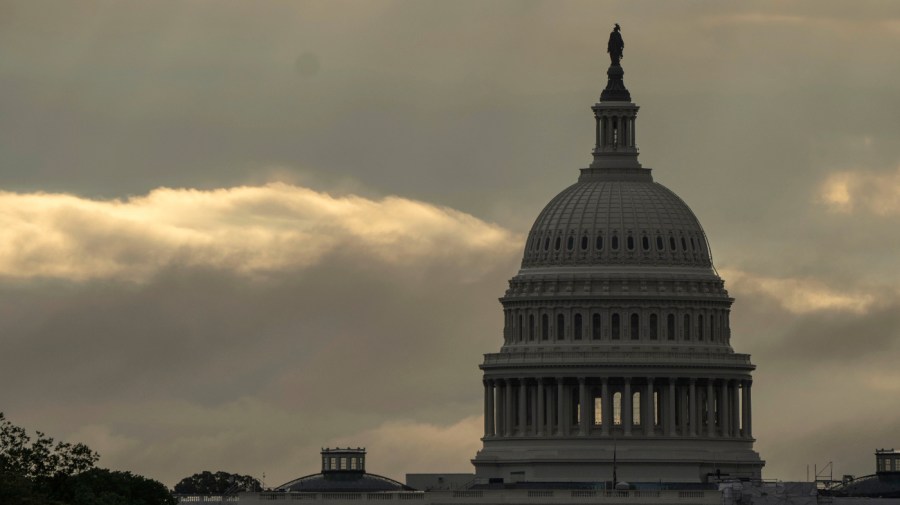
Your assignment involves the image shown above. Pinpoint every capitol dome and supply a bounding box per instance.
[472,30,763,485]
[522,175,712,269]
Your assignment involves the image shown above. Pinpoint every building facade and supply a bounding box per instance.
[471,50,764,484]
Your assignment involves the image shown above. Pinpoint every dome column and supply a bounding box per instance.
[689,379,698,437]
[743,380,753,439]
[706,380,716,437]
[504,379,514,437]
[601,378,611,436]
[579,377,590,436]
[622,377,632,436]
[644,377,655,436]
[718,379,729,437]
[518,379,527,436]
[731,380,741,438]
[666,378,676,436]
[557,378,567,437]
[484,379,495,438]
[536,378,545,436]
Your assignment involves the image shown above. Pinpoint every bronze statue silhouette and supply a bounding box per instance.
[607,23,624,65]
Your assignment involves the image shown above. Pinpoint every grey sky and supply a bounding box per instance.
[1,0,899,487]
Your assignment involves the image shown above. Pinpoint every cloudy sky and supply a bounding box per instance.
[2,0,899,488]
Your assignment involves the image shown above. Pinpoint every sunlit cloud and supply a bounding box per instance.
[818,167,900,216]
[722,268,877,315]
[0,183,521,282]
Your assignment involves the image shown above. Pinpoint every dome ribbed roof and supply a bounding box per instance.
[522,177,712,269]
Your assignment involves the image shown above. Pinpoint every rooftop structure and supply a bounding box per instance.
[275,448,411,493]
[471,24,763,484]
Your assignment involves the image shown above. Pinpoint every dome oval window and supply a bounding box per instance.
[544,237,550,251]
[681,237,688,251]
[627,236,635,251]
[567,236,575,251]
[656,236,664,250]
[596,236,604,250]
[554,237,561,251]
[581,236,589,251]
[690,237,697,251]
[642,236,650,251]
[611,235,619,250]
[670,236,677,250]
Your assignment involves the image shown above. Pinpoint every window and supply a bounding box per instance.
[592,313,602,340]
[596,235,604,250]
[594,397,603,425]
[350,458,358,470]
[581,236,589,250]
[649,314,658,340]
[567,236,574,251]
[681,237,688,251]
[667,314,675,340]
[556,314,565,340]
[544,237,550,251]
[330,458,337,470]
[574,313,583,340]
[633,392,641,426]
[541,314,549,340]
[690,237,696,251]
[683,314,691,340]
[612,313,621,340]
[627,236,635,250]
[642,236,650,251]
[613,392,622,425]
[630,313,640,340]
[656,236,664,250]
[670,236,677,250]
[340,458,348,470]
[529,314,535,340]
[611,235,619,250]
[698,314,704,341]
[554,237,561,251]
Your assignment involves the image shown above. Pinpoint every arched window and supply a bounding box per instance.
[594,397,603,426]
[698,314,704,341]
[649,313,658,340]
[541,314,549,340]
[596,235,604,250]
[681,237,688,251]
[567,236,575,251]
[556,314,565,340]
[630,313,640,340]
[611,313,621,340]
[544,237,550,251]
[611,235,619,250]
[670,236,677,250]
[529,314,535,340]
[581,236,589,250]
[667,314,675,340]
[656,236,664,250]
[690,237,696,251]
[683,314,691,340]
[574,313,583,340]
[554,237,561,251]
[627,236,635,250]
[642,236,650,251]
[592,313,602,340]
[613,392,622,425]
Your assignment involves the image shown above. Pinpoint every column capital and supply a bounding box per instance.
[578,376,586,384]
[742,379,753,386]
[537,377,544,385]
[623,376,632,384]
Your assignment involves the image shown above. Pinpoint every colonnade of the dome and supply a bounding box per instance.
[481,376,752,441]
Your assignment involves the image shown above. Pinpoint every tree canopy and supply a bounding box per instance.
[174,470,263,494]
[0,412,174,505]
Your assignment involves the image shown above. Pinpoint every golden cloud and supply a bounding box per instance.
[722,268,877,315]
[0,183,521,282]
[819,166,900,216]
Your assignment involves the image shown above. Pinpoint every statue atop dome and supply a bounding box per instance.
[607,23,624,66]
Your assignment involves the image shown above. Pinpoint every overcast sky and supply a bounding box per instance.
[2,0,899,488]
